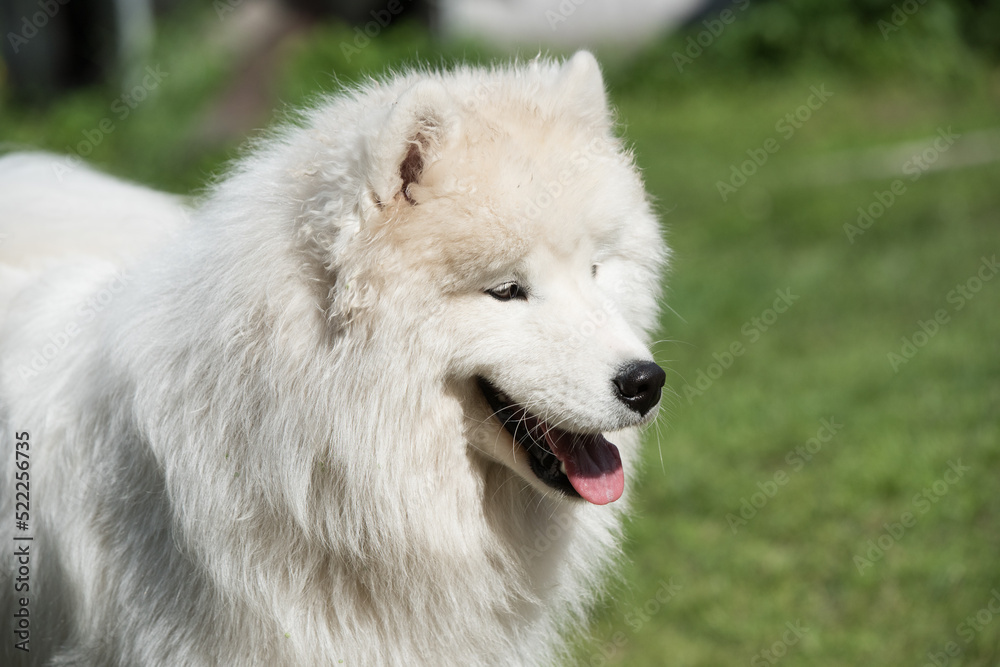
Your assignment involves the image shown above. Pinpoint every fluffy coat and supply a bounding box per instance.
[0,52,666,666]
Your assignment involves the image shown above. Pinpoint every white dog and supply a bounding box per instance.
[0,51,666,666]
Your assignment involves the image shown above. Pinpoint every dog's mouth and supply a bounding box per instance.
[477,377,624,505]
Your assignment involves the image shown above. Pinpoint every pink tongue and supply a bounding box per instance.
[544,429,624,505]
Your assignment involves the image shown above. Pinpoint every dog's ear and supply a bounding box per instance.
[557,51,611,129]
[367,79,457,208]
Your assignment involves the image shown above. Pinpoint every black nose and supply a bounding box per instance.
[613,360,666,415]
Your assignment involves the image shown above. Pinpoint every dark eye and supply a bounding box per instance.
[486,282,527,301]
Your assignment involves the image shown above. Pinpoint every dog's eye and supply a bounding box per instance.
[486,282,527,301]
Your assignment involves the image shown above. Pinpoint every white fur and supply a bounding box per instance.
[0,52,666,666]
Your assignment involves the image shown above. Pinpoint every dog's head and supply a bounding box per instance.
[308,52,666,505]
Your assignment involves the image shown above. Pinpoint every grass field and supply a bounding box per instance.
[2,10,998,666]
[591,76,1000,666]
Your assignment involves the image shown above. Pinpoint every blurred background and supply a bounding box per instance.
[2,0,998,664]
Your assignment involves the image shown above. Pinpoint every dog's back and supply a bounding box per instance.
[0,153,190,268]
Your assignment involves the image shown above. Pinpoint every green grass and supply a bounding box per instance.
[592,78,1000,666]
[2,11,998,666]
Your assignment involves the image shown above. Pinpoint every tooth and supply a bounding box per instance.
[559,462,567,475]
